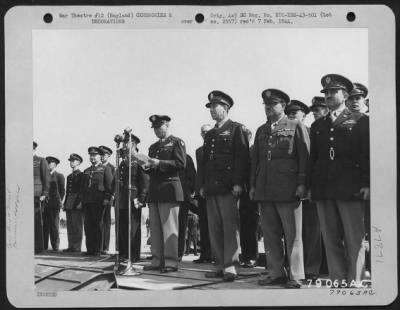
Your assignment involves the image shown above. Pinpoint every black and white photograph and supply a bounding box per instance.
[4,4,397,307]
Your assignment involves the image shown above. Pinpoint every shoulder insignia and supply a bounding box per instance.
[180,140,185,146]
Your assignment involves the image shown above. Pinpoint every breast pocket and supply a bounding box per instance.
[274,129,295,150]
[216,136,233,154]
[159,146,173,159]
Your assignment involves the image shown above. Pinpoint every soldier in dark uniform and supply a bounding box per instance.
[239,127,260,268]
[63,153,84,252]
[33,142,50,254]
[99,145,116,254]
[80,147,114,256]
[310,96,329,121]
[308,74,370,284]
[193,124,213,264]
[250,89,309,288]
[198,90,250,282]
[178,154,196,260]
[116,134,149,262]
[44,156,65,251]
[346,82,369,114]
[143,115,186,273]
[285,100,322,281]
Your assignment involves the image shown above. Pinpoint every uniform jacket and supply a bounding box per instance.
[80,163,114,204]
[194,147,204,197]
[116,156,150,208]
[64,170,83,210]
[33,155,50,198]
[105,162,116,176]
[250,116,310,201]
[47,171,66,209]
[147,135,187,202]
[308,108,369,200]
[199,119,250,196]
[179,154,196,201]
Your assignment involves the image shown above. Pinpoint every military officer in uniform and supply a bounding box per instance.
[33,142,50,254]
[63,153,84,253]
[143,115,186,273]
[116,134,149,262]
[193,124,213,264]
[308,74,370,284]
[80,147,114,256]
[310,96,329,121]
[44,156,65,251]
[346,82,369,114]
[99,145,116,254]
[250,89,309,288]
[198,90,250,282]
[285,100,322,281]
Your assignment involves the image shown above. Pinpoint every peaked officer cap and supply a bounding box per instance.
[285,100,310,115]
[310,96,327,110]
[68,153,83,163]
[149,115,171,128]
[348,82,368,98]
[262,89,290,104]
[206,90,234,108]
[320,74,353,93]
[88,146,101,154]
[46,156,60,165]
[99,145,113,155]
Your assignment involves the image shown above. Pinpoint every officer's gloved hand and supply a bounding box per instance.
[249,187,256,201]
[39,195,47,202]
[232,185,242,198]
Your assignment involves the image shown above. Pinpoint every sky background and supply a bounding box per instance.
[33,28,368,178]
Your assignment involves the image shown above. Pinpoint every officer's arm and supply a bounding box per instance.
[63,175,70,206]
[233,126,250,186]
[307,122,317,189]
[358,115,370,188]
[137,166,150,204]
[196,147,206,194]
[295,121,310,186]
[57,173,66,201]
[186,155,197,194]
[40,158,50,197]
[158,140,187,173]
[104,165,114,200]
[250,128,260,190]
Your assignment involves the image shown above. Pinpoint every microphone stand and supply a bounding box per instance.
[113,141,121,273]
[120,133,140,276]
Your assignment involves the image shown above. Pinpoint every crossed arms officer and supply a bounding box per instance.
[198,90,250,282]
[308,74,370,284]
[250,89,309,288]
[80,147,114,256]
[143,115,186,273]
[33,142,50,254]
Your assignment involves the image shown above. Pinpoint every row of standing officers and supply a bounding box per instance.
[33,73,370,288]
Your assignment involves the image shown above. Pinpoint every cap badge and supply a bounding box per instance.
[325,76,331,84]
[265,90,271,97]
[312,98,315,104]
[151,116,156,122]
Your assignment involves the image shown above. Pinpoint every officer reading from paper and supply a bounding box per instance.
[198,90,250,282]
[143,115,186,273]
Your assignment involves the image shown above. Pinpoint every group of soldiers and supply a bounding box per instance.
[33,73,370,288]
